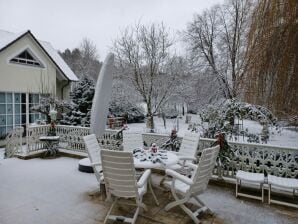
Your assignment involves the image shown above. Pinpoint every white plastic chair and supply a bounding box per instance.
[164,145,220,224]
[83,134,103,187]
[101,150,151,224]
[122,132,144,152]
[168,132,200,175]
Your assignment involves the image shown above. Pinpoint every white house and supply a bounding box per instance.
[0,30,78,138]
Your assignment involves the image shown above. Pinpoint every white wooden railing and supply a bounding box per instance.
[26,125,123,154]
[6,125,298,180]
[4,126,24,158]
[198,138,298,179]
[142,133,298,179]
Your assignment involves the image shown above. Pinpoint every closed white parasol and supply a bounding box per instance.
[90,53,114,138]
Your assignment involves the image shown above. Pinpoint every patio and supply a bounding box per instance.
[0,157,297,224]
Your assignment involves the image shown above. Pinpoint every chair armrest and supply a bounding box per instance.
[166,169,193,185]
[90,162,101,166]
[178,156,197,162]
[178,156,197,167]
[187,163,198,170]
[137,169,151,188]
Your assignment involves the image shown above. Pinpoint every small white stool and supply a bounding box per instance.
[236,170,265,202]
[268,175,298,208]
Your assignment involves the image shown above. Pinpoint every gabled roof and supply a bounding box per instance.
[0,29,78,81]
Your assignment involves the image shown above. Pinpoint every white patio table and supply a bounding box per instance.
[133,150,179,169]
[133,149,179,205]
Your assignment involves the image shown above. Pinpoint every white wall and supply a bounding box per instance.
[0,34,56,95]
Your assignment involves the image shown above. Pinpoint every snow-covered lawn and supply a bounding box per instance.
[242,120,298,148]
[126,115,298,148]
[125,116,189,136]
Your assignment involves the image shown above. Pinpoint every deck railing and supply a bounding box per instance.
[142,133,298,179]
[198,138,298,179]
[7,125,298,179]
[26,125,122,154]
[4,126,24,158]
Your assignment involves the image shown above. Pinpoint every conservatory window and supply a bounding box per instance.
[9,49,44,68]
[29,93,41,123]
[0,92,44,140]
[0,92,14,139]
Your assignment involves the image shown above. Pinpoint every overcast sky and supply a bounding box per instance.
[0,0,223,59]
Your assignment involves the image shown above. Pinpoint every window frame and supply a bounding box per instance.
[8,47,45,68]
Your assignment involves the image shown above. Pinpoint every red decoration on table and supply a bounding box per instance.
[151,143,158,153]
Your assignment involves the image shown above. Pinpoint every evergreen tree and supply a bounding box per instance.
[61,76,95,126]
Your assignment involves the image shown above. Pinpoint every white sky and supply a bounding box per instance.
[0,0,223,59]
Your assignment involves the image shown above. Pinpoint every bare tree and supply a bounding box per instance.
[60,38,102,81]
[184,0,253,100]
[113,23,178,130]
[165,56,196,113]
[79,38,101,80]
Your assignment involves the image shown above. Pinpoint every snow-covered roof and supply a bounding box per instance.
[0,30,28,50]
[0,29,78,81]
[39,41,78,81]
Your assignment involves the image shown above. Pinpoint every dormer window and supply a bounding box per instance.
[10,49,44,68]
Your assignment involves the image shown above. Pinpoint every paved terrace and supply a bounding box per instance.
[0,157,297,224]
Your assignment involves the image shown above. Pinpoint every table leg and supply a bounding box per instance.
[43,141,51,158]
[42,140,59,157]
[48,142,54,156]
[148,176,159,206]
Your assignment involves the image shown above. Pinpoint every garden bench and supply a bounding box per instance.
[268,175,298,208]
[236,170,265,202]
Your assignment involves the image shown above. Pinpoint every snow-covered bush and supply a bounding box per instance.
[31,96,67,123]
[200,99,278,142]
[161,129,181,151]
[109,77,145,123]
[109,100,145,123]
[162,107,179,119]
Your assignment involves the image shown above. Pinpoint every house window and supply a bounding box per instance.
[9,49,44,68]
[29,93,41,123]
[0,92,14,139]
[0,92,44,139]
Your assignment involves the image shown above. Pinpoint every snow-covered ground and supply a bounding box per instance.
[125,116,190,136]
[241,120,298,148]
[126,115,298,148]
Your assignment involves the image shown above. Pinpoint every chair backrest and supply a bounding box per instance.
[101,150,139,198]
[179,132,200,158]
[122,132,143,152]
[189,145,220,195]
[83,134,101,164]
[83,134,102,183]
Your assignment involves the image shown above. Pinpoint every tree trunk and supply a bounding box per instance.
[229,115,235,127]
[146,114,155,132]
